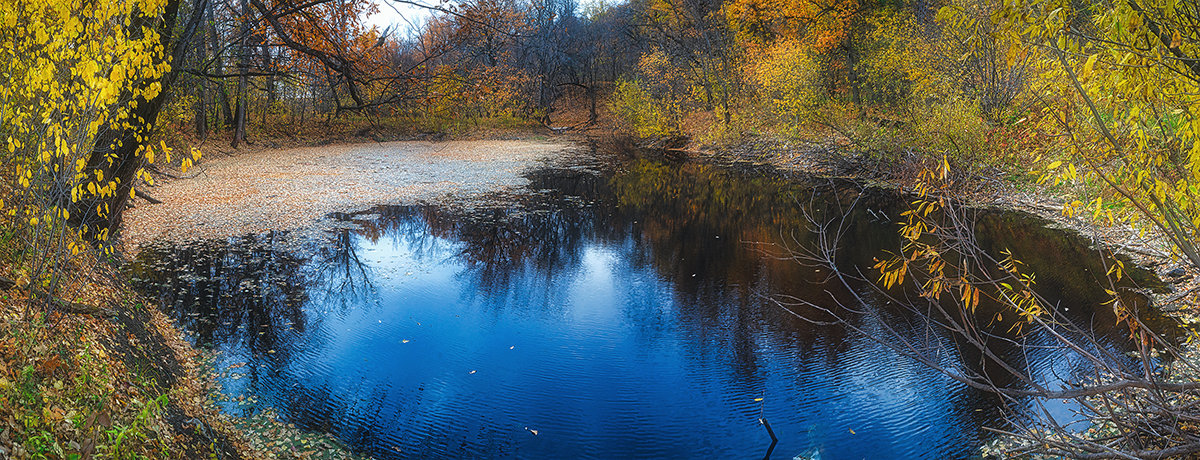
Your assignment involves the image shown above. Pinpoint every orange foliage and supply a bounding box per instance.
[724,0,861,51]
[264,0,387,76]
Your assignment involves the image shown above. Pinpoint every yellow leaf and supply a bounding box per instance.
[1082,54,1099,79]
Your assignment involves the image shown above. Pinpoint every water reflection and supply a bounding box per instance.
[131,159,1172,459]
[311,224,380,311]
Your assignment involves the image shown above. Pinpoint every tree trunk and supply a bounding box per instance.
[261,46,275,126]
[232,80,246,148]
[195,9,210,140]
[71,0,208,241]
[219,83,234,129]
[206,7,234,131]
[588,84,597,124]
[195,82,208,140]
[845,37,863,110]
[231,0,251,148]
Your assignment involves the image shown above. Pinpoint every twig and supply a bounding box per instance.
[145,164,206,180]
[135,189,162,204]
[759,418,778,460]
[27,289,110,316]
[1162,284,1200,306]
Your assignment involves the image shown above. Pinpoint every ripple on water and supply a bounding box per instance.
[130,162,1173,460]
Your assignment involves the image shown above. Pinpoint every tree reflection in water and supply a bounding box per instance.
[311,220,380,312]
[132,232,309,355]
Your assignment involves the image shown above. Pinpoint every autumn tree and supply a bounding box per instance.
[832,1,1200,455]
[725,0,875,105]
[55,0,210,250]
[2,0,427,302]
[1,0,203,299]
[931,0,1030,121]
[646,0,740,125]
[993,0,1200,270]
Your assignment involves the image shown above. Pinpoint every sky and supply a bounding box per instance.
[365,0,612,36]
[367,0,434,36]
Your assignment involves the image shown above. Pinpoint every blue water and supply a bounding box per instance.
[132,159,1168,459]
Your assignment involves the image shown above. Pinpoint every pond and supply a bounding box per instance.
[130,156,1172,459]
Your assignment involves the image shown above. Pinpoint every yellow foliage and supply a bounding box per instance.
[751,40,824,125]
[0,0,197,291]
[724,0,857,52]
[860,11,943,104]
[608,79,678,138]
[880,159,1047,328]
[995,0,1200,267]
[417,65,540,125]
[907,99,992,170]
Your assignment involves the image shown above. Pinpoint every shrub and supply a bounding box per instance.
[907,98,992,172]
[608,79,678,138]
[752,39,825,130]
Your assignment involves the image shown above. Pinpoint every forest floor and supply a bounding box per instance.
[122,138,583,251]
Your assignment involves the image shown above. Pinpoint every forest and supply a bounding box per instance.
[3,0,1198,262]
[2,0,1200,458]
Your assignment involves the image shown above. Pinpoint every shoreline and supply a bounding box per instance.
[689,135,1197,309]
[107,132,1198,458]
[136,131,1198,313]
